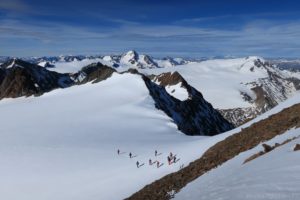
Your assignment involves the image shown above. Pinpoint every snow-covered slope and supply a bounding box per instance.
[33,55,300,117]
[127,91,300,200]
[0,58,299,199]
[154,57,190,68]
[47,58,105,73]
[0,70,232,200]
[2,54,299,127]
[142,57,279,108]
[0,73,185,200]
[0,58,233,136]
[175,128,300,200]
[141,57,300,125]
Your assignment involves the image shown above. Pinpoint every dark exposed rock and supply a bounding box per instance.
[244,136,300,164]
[122,68,141,75]
[243,151,264,164]
[152,71,187,87]
[294,144,300,151]
[142,72,234,136]
[262,143,272,152]
[0,59,73,99]
[218,107,258,127]
[221,59,300,126]
[43,62,55,68]
[72,62,116,84]
[287,77,300,90]
[0,60,116,99]
[143,55,159,68]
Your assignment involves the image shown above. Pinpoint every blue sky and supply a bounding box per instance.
[1,0,300,57]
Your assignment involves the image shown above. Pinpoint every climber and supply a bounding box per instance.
[167,156,171,165]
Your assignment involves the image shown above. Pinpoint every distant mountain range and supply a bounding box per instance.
[0,50,193,70]
[1,51,300,128]
[2,52,300,72]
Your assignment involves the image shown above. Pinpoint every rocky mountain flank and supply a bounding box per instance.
[219,58,300,126]
[0,59,73,99]
[144,72,233,135]
[0,59,232,136]
[126,102,300,200]
[71,62,116,84]
[0,59,115,99]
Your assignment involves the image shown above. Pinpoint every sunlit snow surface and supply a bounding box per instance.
[0,73,211,200]
[47,58,112,74]
[1,59,299,199]
[141,57,270,109]
[175,127,300,200]
[173,94,300,200]
[164,83,189,101]
[46,56,279,109]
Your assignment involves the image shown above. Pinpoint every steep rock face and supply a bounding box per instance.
[153,71,186,86]
[140,55,159,68]
[221,59,300,126]
[143,72,234,136]
[0,59,73,99]
[245,59,296,111]
[218,107,259,127]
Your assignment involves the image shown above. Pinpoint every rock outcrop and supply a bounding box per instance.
[72,62,116,84]
[143,71,234,136]
[0,59,73,99]
[220,59,300,126]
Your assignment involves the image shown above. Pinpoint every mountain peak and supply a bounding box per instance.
[123,50,139,58]
[1,58,27,69]
[121,50,139,64]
